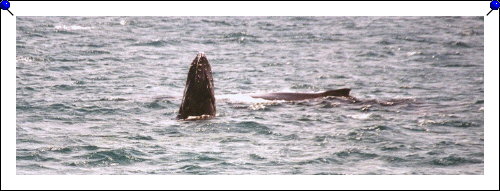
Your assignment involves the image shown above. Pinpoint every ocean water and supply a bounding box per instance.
[16,16,484,175]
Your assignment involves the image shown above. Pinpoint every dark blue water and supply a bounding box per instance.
[16,17,484,174]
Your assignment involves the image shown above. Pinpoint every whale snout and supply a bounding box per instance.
[193,52,209,67]
[197,52,205,58]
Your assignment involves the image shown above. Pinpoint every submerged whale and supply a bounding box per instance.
[177,53,351,120]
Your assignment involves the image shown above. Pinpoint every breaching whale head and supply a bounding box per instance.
[177,53,216,120]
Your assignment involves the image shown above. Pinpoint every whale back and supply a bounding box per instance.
[321,88,350,97]
[177,53,216,120]
[251,88,351,101]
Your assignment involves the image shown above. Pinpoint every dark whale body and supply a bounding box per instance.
[177,53,351,120]
[177,53,216,120]
[250,89,351,101]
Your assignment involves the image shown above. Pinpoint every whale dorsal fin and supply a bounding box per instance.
[321,88,351,97]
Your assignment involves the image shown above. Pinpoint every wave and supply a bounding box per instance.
[232,121,273,135]
[430,155,482,166]
[70,148,147,167]
[445,41,471,48]
[131,40,175,47]
[54,25,93,31]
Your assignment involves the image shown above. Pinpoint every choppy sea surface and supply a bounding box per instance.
[16,17,484,175]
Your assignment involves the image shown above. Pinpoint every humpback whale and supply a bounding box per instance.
[250,89,350,101]
[177,53,351,120]
[177,53,216,120]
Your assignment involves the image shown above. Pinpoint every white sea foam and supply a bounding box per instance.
[16,56,34,62]
[216,94,271,104]
[119,19,127,26]
[54,25,93,31]
[347,113,372,120]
